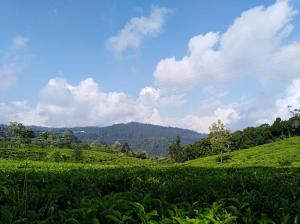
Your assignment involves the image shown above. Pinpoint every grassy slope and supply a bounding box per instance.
[187,136,300,167]
[1,136,300,170]
[0,138,300,222]
[0,147,153,167]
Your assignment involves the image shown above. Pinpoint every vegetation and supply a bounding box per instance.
[0,137,300,222]
[0,108,300,223]
[188,136,300,167]
[0,122,206,156]
[167,107,300,163]
[208,120,230,163]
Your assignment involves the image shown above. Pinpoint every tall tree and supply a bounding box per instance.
[168,135,183,162]
[63,129,74,148]
[8,122,34,144]
[121,142,131,153]
[209,120,231,163]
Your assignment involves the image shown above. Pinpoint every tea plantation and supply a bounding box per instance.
[0,137,300,223]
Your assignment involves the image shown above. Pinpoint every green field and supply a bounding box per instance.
[0,137,300,223]
[187,136,300,167]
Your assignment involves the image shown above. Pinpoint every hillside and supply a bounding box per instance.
[0,122,206,156]
[187,136,300,167]
[0,138,300,222]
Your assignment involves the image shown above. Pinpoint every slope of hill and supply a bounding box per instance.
[0,122,206,156]
[0,147,153,167]
[187,136,300,167]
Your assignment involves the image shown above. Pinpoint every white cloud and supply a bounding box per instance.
[2,78,183,128]
[107,6,169,57]
[274,78,300,119]
[144,104,240,133]
[1,77,237,133]
[180,106,240,133]
[0,36,29,91]
[138,86,185,107]
[154,0,299,89]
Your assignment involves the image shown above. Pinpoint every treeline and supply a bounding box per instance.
[0,122,147,160]
[1,122,205,157]
[168,108,300,162]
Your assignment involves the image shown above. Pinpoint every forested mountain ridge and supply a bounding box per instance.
[0,122,206,156]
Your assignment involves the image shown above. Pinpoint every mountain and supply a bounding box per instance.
[0,122,206,156]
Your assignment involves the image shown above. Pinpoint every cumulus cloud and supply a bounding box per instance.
[2,78,183,128]
[139,103,240,133]
[274,78,300,119]
[1,77,237,133]
[0,36,29,91]
[154,0,299,89]
[179,106,240,133]
[107,6,169,57]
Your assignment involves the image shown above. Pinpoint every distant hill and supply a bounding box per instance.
[0,122,206,156]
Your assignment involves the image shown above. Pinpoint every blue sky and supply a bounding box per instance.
[0,0,300,133]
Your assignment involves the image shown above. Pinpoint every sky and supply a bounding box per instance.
[0,0,300,133]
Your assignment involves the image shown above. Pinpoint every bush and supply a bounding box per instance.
[277,157,294,166]
[49,151,69,162]
[216,154,232,163]
[73,148,83,162]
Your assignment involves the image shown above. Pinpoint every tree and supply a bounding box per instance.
[288,105,300,117]
[73,147,83,162]
[168,135,183,162]
[208,120,231,163]
[271,118,284,138]
[121,142,131,153]
[192,138,212,156]
[8,122,35,145]
[90,140,102,150]
[112,140,122,151]
[63,129,74,148]
[38,130,56,148]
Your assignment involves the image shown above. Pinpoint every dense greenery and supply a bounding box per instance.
[0,122,205,156]
[188,136,300,167]
[169,111,300,162]
[0,137,299,223]
[0,111,300,223]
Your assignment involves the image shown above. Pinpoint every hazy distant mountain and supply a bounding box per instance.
[0,122,206,156]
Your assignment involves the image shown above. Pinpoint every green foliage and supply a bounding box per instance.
[8,122,35,145]
[209,120,231,163]
[13,122,204,156]
[51,151,67,162]
[188,136,300,167]
[0,161,299,223]
[64,129,74,148]
[168,135,184,162]
[186,111,300,163]
[0,137,299,222]
[121,142,131,153]
[112,140,122,151]
[278,156,294,167]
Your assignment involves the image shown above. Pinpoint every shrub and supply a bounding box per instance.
[277,157,294,166]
